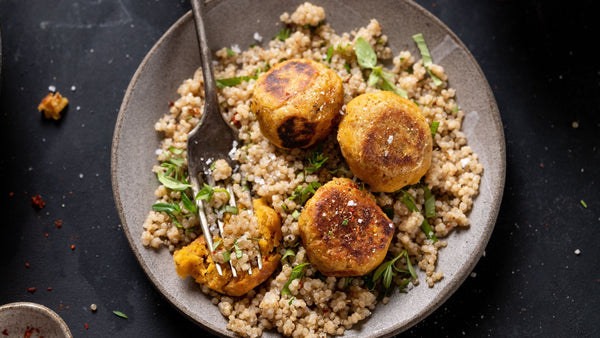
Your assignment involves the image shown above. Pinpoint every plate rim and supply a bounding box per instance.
[111,1,506,336]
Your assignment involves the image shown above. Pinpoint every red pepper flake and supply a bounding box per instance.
[70,244,76,250]
[45,233,49,238]
[47,287,52,291]
[169,101,174,107]
[8,192,14,197]
[2,328,8,335]
[59,304,63,310]
[69,191,73,195]
[55,220,63,228]
[27,287,36,293]
[25,262,30,268]
[24,327,34,337]
[31,195,45,209]
[84,323,89,330]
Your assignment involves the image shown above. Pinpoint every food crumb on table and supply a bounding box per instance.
[38,91,69,120]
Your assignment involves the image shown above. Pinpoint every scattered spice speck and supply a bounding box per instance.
[25,262,30,268]
[70,244,76,250]
[84,323,89,330]
[574,249,581,255]
[27,287,36,293]
[31,195,45,209]
[90,303,98,311]
[2,328,8,335]
[580,200,588,208]
[47,287,52,291]
[55,220,63,228]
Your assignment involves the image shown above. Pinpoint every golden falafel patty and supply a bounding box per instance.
[337,91,433,192]
[251,58,344,149]
[298,178,395,277]
[173,198,282,296]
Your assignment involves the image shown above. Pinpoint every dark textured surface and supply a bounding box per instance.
[0,1,598,337]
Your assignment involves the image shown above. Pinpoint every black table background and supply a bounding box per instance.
[1,1,598,337]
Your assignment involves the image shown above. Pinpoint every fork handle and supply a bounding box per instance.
[190,0,220,115]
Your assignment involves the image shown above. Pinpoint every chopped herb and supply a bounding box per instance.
[327,230,333,236]
[344,62,351,72]
[195,184,230,202]
[292,210,301,220]
[412,33,443,87]
[152,202,183,228]
[281,248,296,263]
[354,37,408,98]
[250,43,257,48]
[288,296,295,305]
[168,157,185,168]
[305,143,328,173]
[344,277,353,288]
[398,279,410,293]
[216,75,257,88]
[372,252,403,289]
[289,181,322,205]
[281,204,289,211]
[212,239,222,251]
[276,27,291,41]
[452,105,459,112]
[222,250,231,262]
[281,263,310,295]
[151,202,181,214]
[341,219,349,226]
[233,239,243,259]
[401,191,419,212]
[219,205,239,215]
[226,47,236,57]
[112,311,128,319]
[420,219,438,243]
[580,200,588,208]
[325,45,334,63]
[169,146,183,155]
[430,121,440,136]
[422,185,436,218]
[157,171,192,191]
[181,192,197,214]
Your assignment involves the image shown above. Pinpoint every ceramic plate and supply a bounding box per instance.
[111,0,505,336]
[0,302,72,338]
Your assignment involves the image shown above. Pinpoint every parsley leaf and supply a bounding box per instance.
[281,263,310,295]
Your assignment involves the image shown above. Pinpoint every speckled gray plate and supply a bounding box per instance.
[0,302,72,338]
[111,0,505,336]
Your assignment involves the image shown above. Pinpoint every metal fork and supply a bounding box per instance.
[188,0,261,277]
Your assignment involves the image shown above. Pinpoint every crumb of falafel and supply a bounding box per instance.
[38,92,69,120]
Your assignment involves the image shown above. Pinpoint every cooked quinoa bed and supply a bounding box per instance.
[141,2,483,337]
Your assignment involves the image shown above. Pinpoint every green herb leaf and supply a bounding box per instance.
[222,250,231,262]
[281,263,310,295]
[420,219,438,243]
[226,47,236,57]
[216,75,257,89]
[405,252,417,279]
[157,171,192,191]
[341,219,349,226]
[196,184,216,201]
[288,296,295,305]
[430,121,440,136]
[169,146,183,155]
[422,185,436,218]
[212,239,222,251]
[580,200,588,208]
[372,252,403,289]
[325,45,334,63]
[398,279,410,293]
[152,202,181,214]
[305,143,328,173]
[380,76,408,98]
[276,28,291,41]
[219,205,239,215]
[281,248,296,263]
[354,37,377,69]
[112,310,128,319]
[401,191,419,212]
[412,33,443,87]
[233,240,243,259]
[292,210,301,220]
[181,193,197,214]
